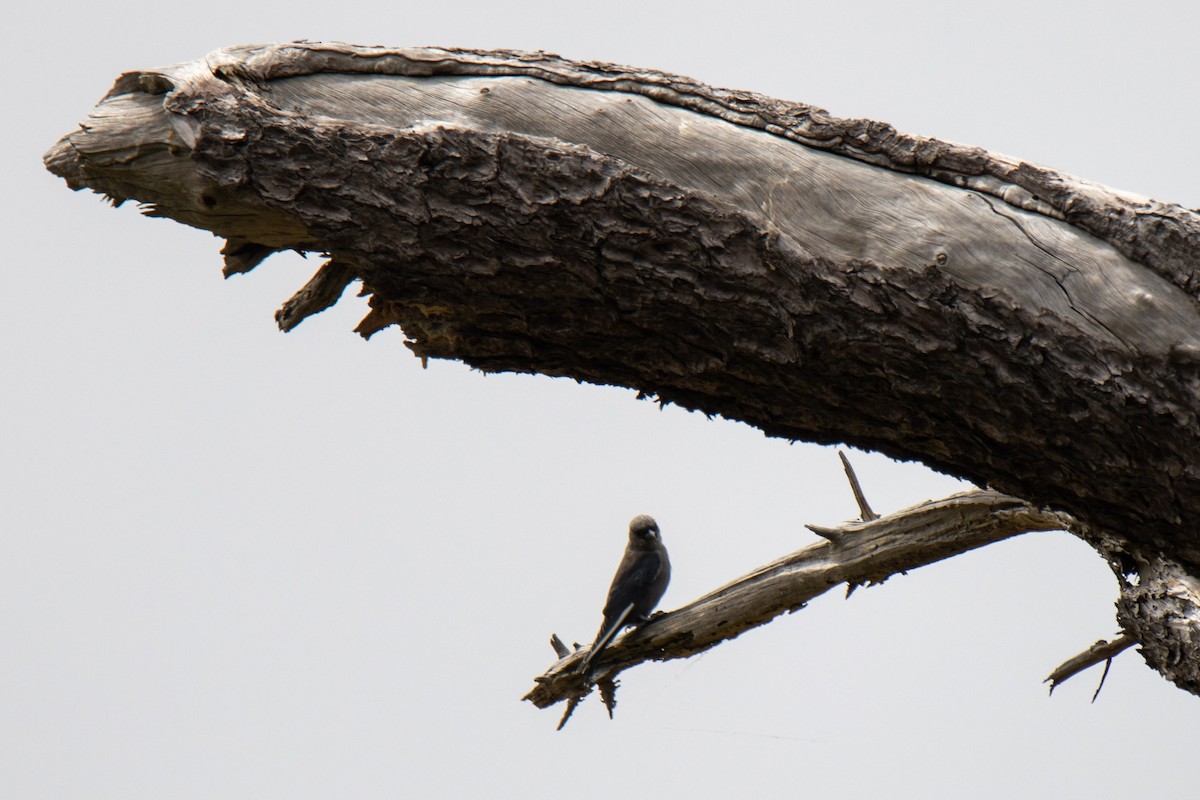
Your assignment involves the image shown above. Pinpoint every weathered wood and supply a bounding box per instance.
[44,42,1200,697]
[525,490,1069,713]
[839,450,879,522]
[1045,635,1137,696]
[1117,557,1200,694]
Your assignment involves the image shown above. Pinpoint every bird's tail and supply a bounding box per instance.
[579,603,634,676]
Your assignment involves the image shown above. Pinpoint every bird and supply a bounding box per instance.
[579,514,671,676]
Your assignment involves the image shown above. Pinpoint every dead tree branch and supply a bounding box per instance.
[525,489,1068,713]
[1045,635,1137,697]
[838,450,879,522]
[44,42,1200,697]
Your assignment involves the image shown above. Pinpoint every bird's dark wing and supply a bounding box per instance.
[602,549,665,622]
[580,550,665,675]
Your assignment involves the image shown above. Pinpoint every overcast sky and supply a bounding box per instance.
[6,1,1199,797]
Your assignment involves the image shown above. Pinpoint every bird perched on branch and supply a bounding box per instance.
[580,514,671,676]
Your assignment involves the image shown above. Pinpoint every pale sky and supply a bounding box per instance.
[6,1,1199,797]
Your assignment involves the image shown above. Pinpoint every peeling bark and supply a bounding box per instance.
[44,42,1200,698]
[1117,557,1200,694]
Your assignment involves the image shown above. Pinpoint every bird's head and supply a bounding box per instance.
[628,514,661,542]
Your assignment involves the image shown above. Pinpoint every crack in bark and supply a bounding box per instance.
[975,193,1125,345]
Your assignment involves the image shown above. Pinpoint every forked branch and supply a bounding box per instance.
[1045,635,1137,700]
[525,488,1070,715]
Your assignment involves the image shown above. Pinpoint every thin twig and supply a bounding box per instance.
[1092,657,1113,703]
[839,451,879,521]
[550,634,571,659]
[805,523,844,544]
[556,696,583,730]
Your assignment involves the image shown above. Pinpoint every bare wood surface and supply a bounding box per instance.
[525,490,1068,712]
[194,42,1200,298]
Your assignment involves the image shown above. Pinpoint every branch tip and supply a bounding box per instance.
[598,677,619,719]
[1092,657,1114,703]
[550,633,570,659]
[556,696,583,730]
[838,450,879,521]
[806,523,844,543]
[275,259,356,332]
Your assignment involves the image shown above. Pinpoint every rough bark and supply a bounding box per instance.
[44,42,1200,697]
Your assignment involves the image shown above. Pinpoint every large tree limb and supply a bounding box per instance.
[44,42,1200,696]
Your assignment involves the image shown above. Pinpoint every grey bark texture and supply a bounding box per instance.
[44,42,1200,699]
